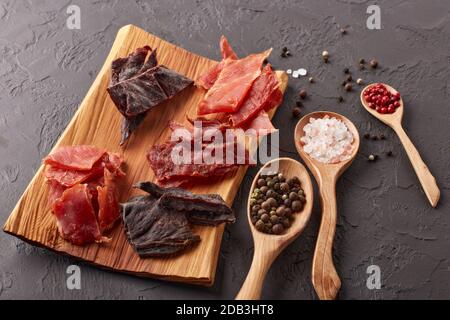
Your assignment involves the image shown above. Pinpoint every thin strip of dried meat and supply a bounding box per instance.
[197,49,272,115]
[52,184,108,246]
[229,64,282,127]
[196,36,238,90]
[121,196,200,257]
[135,181,235,225]
[97,168,120,232]
[44,145,106,171]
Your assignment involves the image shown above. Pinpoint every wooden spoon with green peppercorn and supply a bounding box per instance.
[236,157,313,300]
[294,111,360,300]
[360,83,440,207]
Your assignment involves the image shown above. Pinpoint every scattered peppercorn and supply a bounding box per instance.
[338,96,344,103]
[364,133,371,139]
[340,28,347,35]
[341,80,347,87]
[295,100,303,108]
[322,50,329,63]
[346,75,353,82]
[282,47,288,53]
[344,67,350,74]
[308,77,314,83]
[370,59,378,68]
[359,58,365,64]
[356,78,363,85]
[281,52,287,58]
[359,63,365,70]
[380,134,386,140]
[368,154,376,161]
[299,90,307,99]
[292,107,301,118]
[344,83,352,91]
[371,135,378,140]
[386,150,393,157]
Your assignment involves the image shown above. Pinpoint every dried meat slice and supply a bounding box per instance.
[44,145,106,171]
[47,180,66,208]
[121,196,200,257]
[147,141,238,187]
[110,46,151,85]
[107,65,193,117]
[135,181,235,225]
[52,184,107,246]
[197,49,272,115]
[120,113,147,145]
[229,65,282,127]
[44,164,104,188]
[196,36,238,90]
[97,168,120,232]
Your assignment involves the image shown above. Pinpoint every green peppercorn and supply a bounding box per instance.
[249,198,257,206]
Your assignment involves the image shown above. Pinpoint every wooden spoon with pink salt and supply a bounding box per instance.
[294,111,360,300]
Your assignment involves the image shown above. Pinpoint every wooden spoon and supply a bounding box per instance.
[236,157,313,300]
[360,83,440,207]
[294,111,360,300]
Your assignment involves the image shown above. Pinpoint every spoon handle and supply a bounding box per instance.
[236,243,277,300]
[312,179,341,300]
[393,125,440,207]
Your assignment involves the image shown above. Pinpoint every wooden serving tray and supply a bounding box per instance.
[3,25,288,286]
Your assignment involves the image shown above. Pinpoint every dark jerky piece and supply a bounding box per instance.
[110,46,151,85]
[138,48,158,73]
[108,46,193,144]
[135,181,235,225]
[122,196,200,257]
[120,113,147,145]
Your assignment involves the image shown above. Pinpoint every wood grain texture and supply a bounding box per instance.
[360,83,440,208]
[235,158,314,300]
[294,111,360,300]
[2,25,288,286]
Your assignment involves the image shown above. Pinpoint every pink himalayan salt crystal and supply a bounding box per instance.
[300,115,354,164]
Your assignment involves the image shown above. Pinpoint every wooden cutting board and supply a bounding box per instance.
[3,25,288,286]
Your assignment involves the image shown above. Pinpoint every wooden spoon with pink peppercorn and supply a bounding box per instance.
[360,83,440,208]
[294,111,360,300]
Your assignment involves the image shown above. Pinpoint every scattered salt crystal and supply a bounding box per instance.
[298,68,307,76]
[286,69,292,74]
[300,116,354,164]
[292,71,299,78]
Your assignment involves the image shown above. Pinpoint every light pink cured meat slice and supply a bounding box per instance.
[52,184,108,246]
[197,49,272,115]
[44,145,106,171]
[97,169,120,232]
[195,36,238,90]
[229,64,282,127]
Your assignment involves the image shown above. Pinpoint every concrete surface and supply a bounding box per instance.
[0,0,449,300]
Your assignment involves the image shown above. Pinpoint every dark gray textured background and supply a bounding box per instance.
[0,0,449,300]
